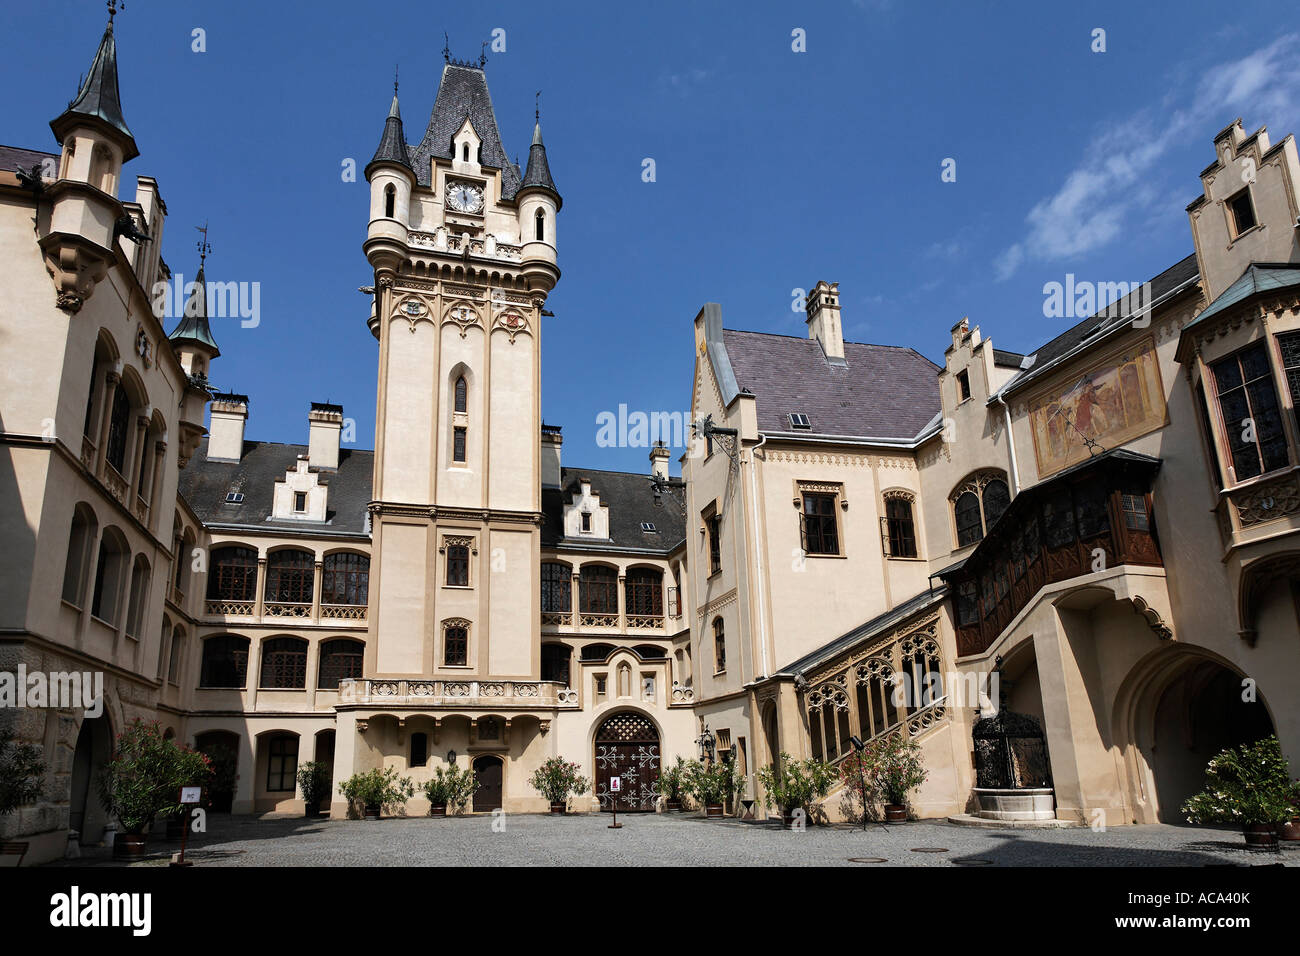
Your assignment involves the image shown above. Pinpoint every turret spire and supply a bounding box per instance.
[521,111,560,208]
[51,1,138,161]
[168,226,220,357]
[367,79,413,174]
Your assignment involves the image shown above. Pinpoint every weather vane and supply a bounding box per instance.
[394,64,399,96]
[195,222,211,266]
[535,90,541,122]
[479,41,488,68]
[443,33,450,64]
[108,0,123,23]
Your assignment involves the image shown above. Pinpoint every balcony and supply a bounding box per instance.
[203,599,367,626]
[940,449,1163,658]
[336,678,579,710]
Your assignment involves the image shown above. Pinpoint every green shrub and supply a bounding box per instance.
[683,758,745,807]
[97,719,212,835]
[295,761,331,812]
[756,752,837,816]
[421,764,479,814]
[339,767,415,817]
[1182,736,1300,826]
[528,757,590,805]
[0,724,44,815]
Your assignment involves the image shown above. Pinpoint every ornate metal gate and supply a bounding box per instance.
[593,713,660,812]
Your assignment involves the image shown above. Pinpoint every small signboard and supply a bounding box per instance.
[179,786,203,805]
[610,776,621,793]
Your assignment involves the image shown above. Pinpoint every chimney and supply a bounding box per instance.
[208,394,248,462]
[308,403,344,471]
[805,280,845,363]
[541,423,562,488]
[649,441,671,480]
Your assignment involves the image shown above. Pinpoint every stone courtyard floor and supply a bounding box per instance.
[42,812,1300,867]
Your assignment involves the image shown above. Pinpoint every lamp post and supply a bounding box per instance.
[697,725,716,765]
[849,736,869,832]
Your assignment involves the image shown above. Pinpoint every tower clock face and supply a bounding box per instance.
[446,181,485,214]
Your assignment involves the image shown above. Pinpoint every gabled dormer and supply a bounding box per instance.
[272,456,328,522]
[452,118,482,174]
[564,478,610,538]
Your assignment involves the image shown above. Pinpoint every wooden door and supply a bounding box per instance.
[473,756,502,812]
[593,713,660,812]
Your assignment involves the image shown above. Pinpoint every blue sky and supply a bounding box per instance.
[4,1,1298,475]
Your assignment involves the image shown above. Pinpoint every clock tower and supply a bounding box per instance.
[362,58,561,680]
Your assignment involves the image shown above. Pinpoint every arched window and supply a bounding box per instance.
[200,635,250,688]
[321,552,369,606]
[443,622,469,666]
[62,503,97,606]
[950,471,1011,548]
[982,479,1010,529]
[124,555,151,639]
[624,568,664,618]
[83,356,98,438]
[578,565,618,615]
[105,384,131,474]
[454,375,467,413]
[384,183,395,218]
[167,626,184,684]
[318,638,364,689]
[541,643,571,684]
[713,617,726,673]
[264,549,314,605]
[174,529,195,596]
[540,562,572,613]
[260,637,308,689]
[954,492,982,547]
[207,546,258,602]
[884,494,918,558]
[580,643,614,662]
[265,734,298,792]
[90,528,129,624]
[535,209,545,242]
[462,143,469,162]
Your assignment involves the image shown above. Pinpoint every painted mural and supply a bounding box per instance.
[1028,336,1166,478]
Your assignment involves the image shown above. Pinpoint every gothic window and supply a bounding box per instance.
[260,637,308,689]
[956,580,979,627]
[264,550,315,605]
[954,492,982,547]
[454,375,467,413]
[384,184,395,218]
[443,622,469,666]
[950,471,1011,548]
[105,384,130,474]
[207,546,258,602]
[446,544,470,586]
[200,635,250,688]
[1211,342,1288,481]
[535,209,545,242]
[982,479,1010,528]
[883,494,917,558]
[801,492,840,555]
[624,568,664,617]
[265,734,298,792]
[579,565,618,614]
[462,143,469,162]
[713,617,726,673]
[541,644,571,685]
[453,426,467,463]
[167,627,184,684]
[318,639,364,689]
[540,562,572,612]
[321,553,369,606]
[62,503,97,607]
[706,512,721,573]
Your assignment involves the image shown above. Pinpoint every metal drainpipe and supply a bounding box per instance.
[994,391,1021,494]
[747,433,770,678]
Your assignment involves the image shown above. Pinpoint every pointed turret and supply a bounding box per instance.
[50,13,138,162]
[520,121,561,209]
[168,262,220,357]
[365,92,413,177]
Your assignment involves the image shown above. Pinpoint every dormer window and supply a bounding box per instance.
[789,413,811,429]
[581,512,592,533]
[294,492,307,513]
[224,492,244,504]
[640,521,657,533]
[957,370,971,402]
[1227,187,1257,237]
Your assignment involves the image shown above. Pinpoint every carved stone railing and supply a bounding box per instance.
[264,601,311,619]
[579,613,619,628]
[627,614,665,630]
[541,611,572,628]
[321,603,367,622]
[337,678,580,709]
[408,230,523,262]
[132,495,149,525]
[80,435,97,471]
[1220,467,1300,539]
[101,462,128,505]
[205,599,255,617]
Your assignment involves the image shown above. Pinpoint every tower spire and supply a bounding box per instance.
[51,0,138,161]
[367,77,413,175]
[168,226,220,357]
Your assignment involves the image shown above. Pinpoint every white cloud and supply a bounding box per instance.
[993,35,1300,280]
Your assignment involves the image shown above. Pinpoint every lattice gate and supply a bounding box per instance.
[593,713,660,812]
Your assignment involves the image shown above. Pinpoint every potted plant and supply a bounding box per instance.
[339,767,415,820]
[529,757,590,813]
[1182,736,1300,850]
[756,752,837,827]
[1280,793,1300,842]
[0,724,44,861]
[685,758,745,818]
[296,761,331,817]
[97,719,212,858]
[861,732,927,823]
[421,764,479,816]
[655,756,689,811]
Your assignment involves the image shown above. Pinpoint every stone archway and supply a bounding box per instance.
[593,711,661,812]
[1115,647,1275,823]
[69,713,112,842]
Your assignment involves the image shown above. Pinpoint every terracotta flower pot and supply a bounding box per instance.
[549,802,567,814]
[665,799,682,812]
[884,804,908,824]
[1243,823,1278,850]
[429,804,447,817]
[1278,817,1300,841]
[114,832,149,859]
[705,804,724,818]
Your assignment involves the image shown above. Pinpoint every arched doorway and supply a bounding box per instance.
[1148,660,1273,822]
[594,712,660,812]
[472,755,503,812]
[70,714,112,842]
[761,702,779,772]
[314,730,336,814]
[195,731,240,813]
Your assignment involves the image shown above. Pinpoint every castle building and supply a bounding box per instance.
[3,14,1300,863]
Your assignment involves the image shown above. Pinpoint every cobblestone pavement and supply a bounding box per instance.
[44,812,1300,867]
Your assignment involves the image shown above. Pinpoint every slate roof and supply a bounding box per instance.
[167,263,220,355]
[520,122,560,206]
[542,467,687,553]
[778,586,948,676]
[1,144,58,173]
[1000,252,1200,397]
[367,94,413,174]
[178,439,373,536]
[720,329,942,440]
[408,63,522,197]
[52,21,137,161]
